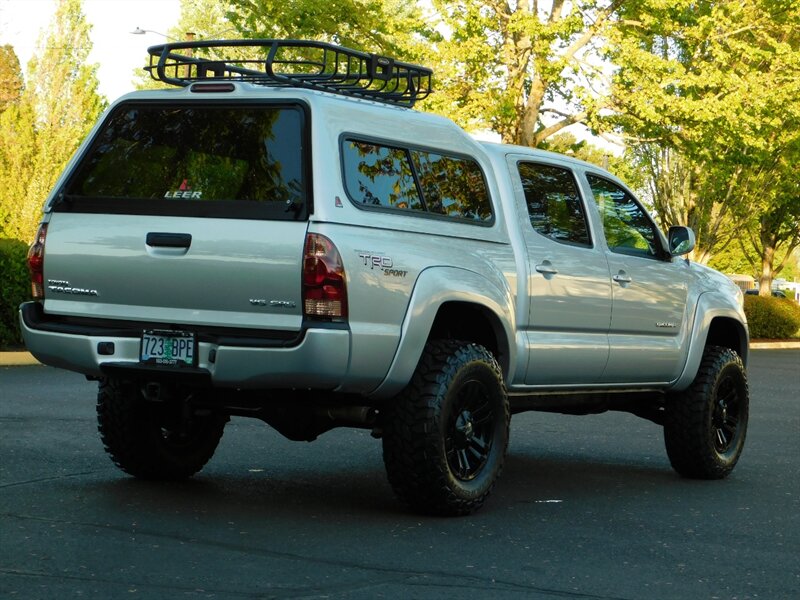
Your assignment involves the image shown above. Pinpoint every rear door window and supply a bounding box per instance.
[61,102,308,220]
[518,162,592,247]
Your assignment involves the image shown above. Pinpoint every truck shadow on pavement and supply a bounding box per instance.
[82,449,685,522]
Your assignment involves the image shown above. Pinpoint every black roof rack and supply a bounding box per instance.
[146,39,432,108]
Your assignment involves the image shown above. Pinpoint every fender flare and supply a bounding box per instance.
[368,266,516,399]
[670,292,749,391]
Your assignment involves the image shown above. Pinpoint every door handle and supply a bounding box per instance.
[613,272,632,285]
[146,232,192,248]
[535,261,559,276]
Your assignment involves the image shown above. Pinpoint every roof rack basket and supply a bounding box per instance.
[146,39,432,107]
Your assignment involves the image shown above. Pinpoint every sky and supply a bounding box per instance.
[0,0,181,100]
[0,0,618,150]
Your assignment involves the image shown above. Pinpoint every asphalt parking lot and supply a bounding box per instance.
[1,349,798,599]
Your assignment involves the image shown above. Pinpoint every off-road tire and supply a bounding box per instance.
[97,378,227,480]
[664,346,749,479]
[382,340,510,516]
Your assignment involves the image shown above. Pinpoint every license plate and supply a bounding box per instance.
[140,330,195,366]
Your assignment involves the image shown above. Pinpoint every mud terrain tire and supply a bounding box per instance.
[382,340,510,516]
[664,346,749,479]
[97,378,226,480]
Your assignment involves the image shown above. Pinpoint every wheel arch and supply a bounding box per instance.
[705,316,749,365]
[368,266,515,399]
[429,300,510,375]
[671,295,749,391]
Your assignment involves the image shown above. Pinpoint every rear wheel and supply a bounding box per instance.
[96,378,227,480]
[382,340,509,516]
[664,346,749,479]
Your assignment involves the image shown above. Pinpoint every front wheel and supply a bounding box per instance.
[664,346,749,479]
[382,340,510,516]
[96,378,227,480]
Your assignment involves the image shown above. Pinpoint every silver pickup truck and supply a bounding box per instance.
[20,40,749,515]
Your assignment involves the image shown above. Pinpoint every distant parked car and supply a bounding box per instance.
[745,289,788,298]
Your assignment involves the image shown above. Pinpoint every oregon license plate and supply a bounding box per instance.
[140,330,195,366]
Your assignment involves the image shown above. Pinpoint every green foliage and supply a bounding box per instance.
[227,0,427,57]
[538,133,645,190]
[0,0,106,242]
[133,0,432,93]
[744,295,800,339]
[224,1,623,149]
[734,138,800,291]
[627,145,725,264]
[0,100,38,240]
[0,45,23,112]
[133,0,241,90]
[709,242,800,282]
[424,1,618,146]
[783,249,800,283]
[0,238,30,348]
[708,243,758,278]
[609,0,800,272]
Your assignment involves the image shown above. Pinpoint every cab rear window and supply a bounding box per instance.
[60,102,308,220]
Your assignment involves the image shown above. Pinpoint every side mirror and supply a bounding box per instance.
[668,226,696,256]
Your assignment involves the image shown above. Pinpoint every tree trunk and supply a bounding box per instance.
[758,244,775,297]
[517,78,545,147]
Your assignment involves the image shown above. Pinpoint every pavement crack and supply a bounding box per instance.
[0,567,266,598]
[1,512,634,600]
[0,469,110,489]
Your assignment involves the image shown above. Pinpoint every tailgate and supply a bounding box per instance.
[42,214,307,330]
[43,100,310,332]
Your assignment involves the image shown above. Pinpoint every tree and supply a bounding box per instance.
[133,0,240,90]
[629,144,738,264]
[607,0,800,271]
[539,131,645,190]
[226,0,429,57]
[0,100,38,240]
[163,2,623,149]
[0,45,23,112]
[734,142,800,295]
[423,1,624,147]
[0,0,106,241]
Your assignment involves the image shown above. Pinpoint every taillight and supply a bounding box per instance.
[27,223,48,300]
[303,233,347,319]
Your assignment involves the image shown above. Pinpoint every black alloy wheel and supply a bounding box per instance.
[664,345,749,479]
[446,377,496,481]
[382,340,510,516]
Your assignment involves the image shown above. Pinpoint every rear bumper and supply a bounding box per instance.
[19,302,350,389]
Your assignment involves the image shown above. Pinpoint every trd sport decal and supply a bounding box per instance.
[357,252,407,278]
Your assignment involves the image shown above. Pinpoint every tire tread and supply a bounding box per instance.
[382,340,509,516]
[664,346,749,479]
[96,378,225,480]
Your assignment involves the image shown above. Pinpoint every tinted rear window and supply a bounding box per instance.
[61,102,308,219]
[518,162,591,247]
[342,138,494,224]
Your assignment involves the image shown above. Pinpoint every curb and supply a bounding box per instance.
[750,341,800,350]
[0,352,41,366]
[2,341,798,367]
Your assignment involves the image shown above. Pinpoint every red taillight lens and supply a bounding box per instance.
[27,223,48,300]
[303,233,347,319]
